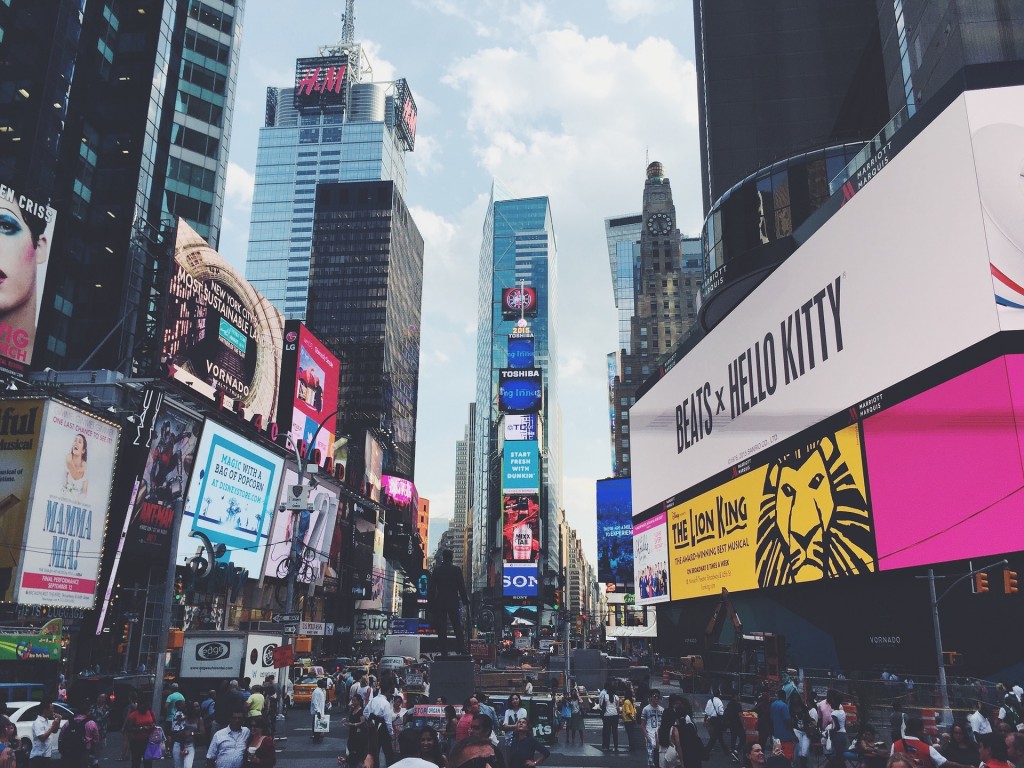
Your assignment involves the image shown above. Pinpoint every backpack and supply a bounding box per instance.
[59,717,89,756]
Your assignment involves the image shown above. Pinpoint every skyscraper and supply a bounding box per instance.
[244,17,417,320]
[306,179,424,479]
[0,0,245,373]
[451,402,476,576]
[472,190,562,623]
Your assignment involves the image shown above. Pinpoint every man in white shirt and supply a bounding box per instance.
[366,677,396,766]
[205,710,249,768]
[969,702,993,739]
[311,679,328,740]
[704,691,728,758]
[641,691,664,768]
[30,699,62,765]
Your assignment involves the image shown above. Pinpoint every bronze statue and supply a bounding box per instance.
[428,549,470,655]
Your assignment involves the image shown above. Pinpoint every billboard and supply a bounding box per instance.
[0,184,55,371]
[502,443,540,494]
[382,474,418,528]
[507,335,535,368]
[0,618,62,661]
[504,415,538,442]
[294,55,348,112]
[501,287,538,320]
[243,632,283,685]
[596,478,633,588]
[278,321,340,465]
[393,78,418,151]
[16,401,120,608]
[161,221,285,423]
[499,368,542,415]
[502,494,540,563]
[634,512,670,604]
[175,420,284,574]
[127,403,202,553]
[503,562,539,598]
[180,632,245,678]
[0,399,43,603]
[667,420,873,601]
[262,468,339,584]
[630,87,1005,515]
[355,514,386,611]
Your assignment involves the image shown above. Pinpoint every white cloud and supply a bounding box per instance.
[225,162,255,208]
[606,0,674,23]
[408,134,443,175]
[360,39,399,83]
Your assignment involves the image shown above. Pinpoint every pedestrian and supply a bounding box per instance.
[244,718,274,768]
[57,709,99,768]
[246,686,265,723]
[312,679,329,743]
[366,674,397,765]
[789,692,814,768]
[456,698,478,744]
[890,701,906,745]
[744,740,790,768]
[164,684,185,734]
[416,726,446,768]
[262,677,279,732]
[387,727,439,768]
[199,691,217,744]
[346,692,370,766]
[29,698,62,768]
[443,705,459,755]
[475,694,499,734]
[121,695,139,761]
[704,690,728,758]
[671,698,704,768]
[502,696,527,743]
[939,724,978,766]
[205,710,249,768]
[770,689,795,763]
[641,690,665,768]
[622,691,639,752]
[824,694,846,768]
[469,714,498,748]
[507,718,550,768]
[598,679,620,752]
[448,736,498,768]
[566,689,584,746]
[969,702,992,741]
[125,700,155,768]
[89,694,111,750]
[891,717,972,768]
[755,693,772,749]
[998,688,1024,732]
[171,702,203,768]
[725,689,744,759]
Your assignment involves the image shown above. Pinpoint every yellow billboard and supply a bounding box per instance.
[668,423,875,600]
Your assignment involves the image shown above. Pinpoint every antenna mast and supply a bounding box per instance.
[341,0,355,45]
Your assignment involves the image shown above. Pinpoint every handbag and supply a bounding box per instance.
[144,727,165,760]
[560,703,572,719]
[314,713,331,734]
[662,744,680,768]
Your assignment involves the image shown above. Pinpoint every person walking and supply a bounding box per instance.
[205,711,249,768]
[622,691,639,752]
[724,690,744,760]
[171,702,203,768]
[243,718,275,768]
[704,690,728,759]
[641,690,665,768]
[566,689,585,747]
[770,689,795,763]
[599,680,620,752]
[29,699,62,768]
[125,700,155,768]
[312,679,329,743]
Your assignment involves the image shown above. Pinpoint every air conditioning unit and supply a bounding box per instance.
[285,483,309,510]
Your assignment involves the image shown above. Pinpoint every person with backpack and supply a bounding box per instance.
[703,690,728,759]
[890,717,974,768]
[59,711,99,768]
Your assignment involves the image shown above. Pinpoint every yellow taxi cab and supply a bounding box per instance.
[292,676,321,707]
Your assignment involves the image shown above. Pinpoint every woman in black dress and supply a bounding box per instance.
[346,692,369,765]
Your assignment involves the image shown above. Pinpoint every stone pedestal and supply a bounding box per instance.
[429,656,475,706]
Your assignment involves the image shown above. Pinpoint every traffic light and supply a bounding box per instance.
[173,575,184,603]
[1004,569,1019,594]
[554,588,563,610]
[975,572,989,593]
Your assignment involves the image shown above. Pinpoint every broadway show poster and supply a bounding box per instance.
[668,422,875,601]
[0,399,43,602]
[161,220,284,419]
[176,420,284,574]
[128,404,201,552]
[262,468,339,584]
[16,401,120,609]
[634,512,670,604]
[355,514,385,611]
[502,494,540,562]
[596,477,633,588]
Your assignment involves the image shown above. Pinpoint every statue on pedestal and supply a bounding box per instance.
[428,549,470,655]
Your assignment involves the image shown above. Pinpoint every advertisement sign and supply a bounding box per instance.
[393,78,418,151]
[501,287,538,320]
[597,477,633,588]
[278,322,341,466]
[180,632,245,677]
[502,562,539,598]
[353,611,388,641]
[364,433,383,502]
[127,404,202,553]
[634,512,670,604]
[0,399,43,603]
[271,644,294,669]
[356,513,385,611]
[499,368,542,415]
[243,632,283,684]
[503,604,538,627]
[161,221,285,422]
[507,335,535,368]
[16,401,119,608]
[263,468,339,584]
[294,55,348,112]
[667,421,874,601]
[502,443,540,494]
[0,618,62,661]
[504,415,538,442]
[502,494,540,563]
[630,90,1002,515]
[382,474,418,528]
[175,420,284,574]
[0,185,54,371]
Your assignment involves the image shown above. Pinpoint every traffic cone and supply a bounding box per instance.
[662,669,670,684]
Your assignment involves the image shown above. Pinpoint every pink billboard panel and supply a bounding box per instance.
[864,354,1024,571]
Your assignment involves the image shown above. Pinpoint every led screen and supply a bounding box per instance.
[634,512,670,604]
[507,336,535,368]
[499,368,542,415]
[501,287,538,320]
[502,494,539,563]
[502,443,539,494]
[279,322,340,465]
[597,477,633,588]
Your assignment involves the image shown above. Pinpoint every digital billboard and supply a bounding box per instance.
[597,478,633,588]
[161,221,285,422]
[504,415,538,442]
[175,420,284,574]
[501,287,538,320]
[502,494,540,563]
[127,403,202,553]
[294,55,348,112]
[393,78,418,151]
[502,562,539,598]
[499,368,542,415]
[0,184,54,371]
[634,512,669,604]
[630,88,1007,515]
[356,514,386,611]
[262,468,339,584]
[502,443,539,494]
[16,401,120,608]
[0,399,44,603]
[507,335,535,369]
[278,321,340,464]
[382,474,418,529]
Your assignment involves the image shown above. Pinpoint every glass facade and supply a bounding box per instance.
[472,193,562,596]
[246,79,409,321]
[307,179,423,479]
[605,215,642,356]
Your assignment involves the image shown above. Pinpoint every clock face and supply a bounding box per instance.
[647,212,673,235]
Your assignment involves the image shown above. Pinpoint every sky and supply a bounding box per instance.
[216,0,703,569]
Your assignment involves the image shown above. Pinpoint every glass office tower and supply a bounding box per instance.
[472,190,562,602]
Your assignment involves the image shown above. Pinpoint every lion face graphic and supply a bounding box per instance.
[756,434,875,587]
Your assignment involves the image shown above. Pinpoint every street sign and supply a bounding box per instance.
[272,644,294,668]
[273,613,301,623]
[325,623,335,637]
[299,621,326,635]
[283,624,298,635]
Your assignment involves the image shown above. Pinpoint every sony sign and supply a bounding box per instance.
[503,562,538,598]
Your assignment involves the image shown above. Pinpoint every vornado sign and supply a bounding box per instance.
[630,87,1010,515]
[180,632,245,677]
